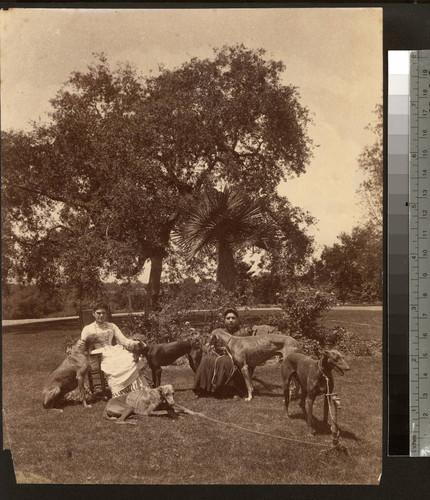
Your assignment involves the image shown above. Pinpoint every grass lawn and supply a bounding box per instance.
[2,308,382,484]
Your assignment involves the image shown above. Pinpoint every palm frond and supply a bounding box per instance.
[174,187,274,261]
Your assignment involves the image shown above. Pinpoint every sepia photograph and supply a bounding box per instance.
[1,7,382,485]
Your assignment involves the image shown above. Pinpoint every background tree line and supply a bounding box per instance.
[304,105,383,304]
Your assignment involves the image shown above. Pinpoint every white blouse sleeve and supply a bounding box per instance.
[111,323,135,349]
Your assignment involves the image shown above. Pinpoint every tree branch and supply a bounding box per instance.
[15,225,76,247]
[194,155,223,190]
[233,139,264,159]
[10,183,92,210]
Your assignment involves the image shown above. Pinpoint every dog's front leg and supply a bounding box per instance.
[150,364,161,388]
[77,369,91,408]
[144,402,159,416]
[155,367,162,388]
[283,376,291,415]
[305,396,316,435]
[240,364,254,401]
[328,396,339,445]
[323,394,329,425]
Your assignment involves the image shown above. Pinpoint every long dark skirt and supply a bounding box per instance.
[193,354,247,398]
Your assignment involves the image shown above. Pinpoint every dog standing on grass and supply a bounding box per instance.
[282,349,350,439]
[42,337,95,409]
[211,329,300,401]
[132,339,202,388]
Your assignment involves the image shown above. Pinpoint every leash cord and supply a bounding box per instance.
[321,372,340,443]
[174,404,331,449]
[211,355,236,388]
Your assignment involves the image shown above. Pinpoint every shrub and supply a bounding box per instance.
[264,287,378,356]
[122,312,198,344]
[324,326,381,356]
[266,288,334,337]
[123,281,242,344]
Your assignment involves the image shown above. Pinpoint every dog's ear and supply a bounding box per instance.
[139,340,149,353]
[132,340,148,356]
[158,385,174,400]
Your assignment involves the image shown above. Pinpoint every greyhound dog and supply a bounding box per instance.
[103,384,177,423]
[135,339,202,387]
[211,329,300,401]
[282,349,350,439]
[42,339,93,409]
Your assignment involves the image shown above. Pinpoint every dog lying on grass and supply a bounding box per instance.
[42,338,95,409]
[103,384,177,423]
[282,349,350,439]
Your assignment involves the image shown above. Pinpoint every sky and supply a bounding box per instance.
[1,7,382,258]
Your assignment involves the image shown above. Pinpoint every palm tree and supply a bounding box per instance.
[175,188,273,292]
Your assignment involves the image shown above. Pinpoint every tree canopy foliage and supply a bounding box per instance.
[315,224,382,303]
[2,46,315,309]
[304,104,383,304]
[357,104,383,230]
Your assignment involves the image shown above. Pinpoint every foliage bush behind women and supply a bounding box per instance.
[62,282,377,358]
[122,282,376,356]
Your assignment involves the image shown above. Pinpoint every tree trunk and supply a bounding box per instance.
[217,241,237,292]
[145,254,163,317]
[126,278,133,313]
[143,220,176,317]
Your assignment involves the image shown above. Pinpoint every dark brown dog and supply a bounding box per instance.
[134,339,202,387]
[103,384,176,423]
[282,349,350,437]
[42,339,92,409]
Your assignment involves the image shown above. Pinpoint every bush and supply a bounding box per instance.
[125,281,243,343]
[264,287,378,357]
[122,312,198,344]
[325,326,381,356]
[266,288,335,337]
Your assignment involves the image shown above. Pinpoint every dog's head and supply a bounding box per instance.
[323,349,350,376]
[157,384,175,407]
[208,330,229,355]
[187,339,203,372]
[131,340,149,363]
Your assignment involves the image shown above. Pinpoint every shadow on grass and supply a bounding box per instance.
[286,411,360,442]
[252,378,283,391]
[255,391,284,399]
[44,399,85,410]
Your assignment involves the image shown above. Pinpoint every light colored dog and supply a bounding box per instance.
[103,384,176,423]
[42,340,91,409]
[211,329,300,401]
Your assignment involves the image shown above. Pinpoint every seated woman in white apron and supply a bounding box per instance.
[78,303,149,397]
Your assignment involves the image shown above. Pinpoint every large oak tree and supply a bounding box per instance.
[2,45,314,311]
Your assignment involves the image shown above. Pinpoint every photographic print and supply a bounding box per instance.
[1,7,382,484]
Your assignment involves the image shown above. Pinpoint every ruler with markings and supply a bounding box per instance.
[409,50,430,457]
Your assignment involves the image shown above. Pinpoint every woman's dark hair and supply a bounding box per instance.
[92,302,110,313]
[223,307,239,319]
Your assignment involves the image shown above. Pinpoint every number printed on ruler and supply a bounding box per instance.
[410,50,430,457]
